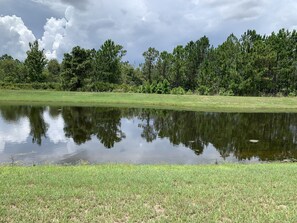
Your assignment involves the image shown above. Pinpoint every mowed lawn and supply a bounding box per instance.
[1,164,297,222]
[1,90,297,112]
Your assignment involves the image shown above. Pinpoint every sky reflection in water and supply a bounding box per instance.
[0,106,296,165]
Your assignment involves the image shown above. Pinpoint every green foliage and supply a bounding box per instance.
[121,63,144,85]
[162,79,170,94]
[0,82,61,90]
[142,47,159,84]
[288,91,297,97]
[61,46,93,91]
[3,29,297,96]
[171,45,186,88]
[113,84,138,93]
[82,81,115,92]
[46,59,61,82]
[94,39,126,84]
[170,86,185,95]
[24,41,47,83]
[138,79,171,94]
[184,36,210,90]
[219,88,235,96]
[0,56,26,83]
[196,85,210,95]
[156,51,172,82]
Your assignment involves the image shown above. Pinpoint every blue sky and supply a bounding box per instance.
[0,0,297,63]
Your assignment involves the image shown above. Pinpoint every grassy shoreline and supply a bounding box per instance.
[1,89,297,112]
[1,90,297,221]
[1,163,297,222]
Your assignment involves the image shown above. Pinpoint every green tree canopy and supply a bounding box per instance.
[24,40,47,82]
[142,47,159,84]
[94,39,126,84]
[61,46,93,91]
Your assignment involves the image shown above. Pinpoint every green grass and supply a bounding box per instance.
[2,89,297,112]
[0,164,297,222]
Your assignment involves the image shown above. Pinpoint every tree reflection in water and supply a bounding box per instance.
[1,105,297,161]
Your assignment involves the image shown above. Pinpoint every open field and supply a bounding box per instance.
[0,164,297,222]
[1,90,297,112]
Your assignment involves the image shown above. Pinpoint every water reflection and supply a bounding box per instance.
[0,105,297,164]
[62,107,125,148]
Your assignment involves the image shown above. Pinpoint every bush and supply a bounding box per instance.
[162,79,170,94]
[186,90,193,95]
[155,82,164,94]
[82,82,115,92]
[196,85,210,95]
[0,82,61,90]
[170,87,185,95]
[113,84,138,93]
[288,91,297,97]
[138,80,171,94]
[219,88,234,96]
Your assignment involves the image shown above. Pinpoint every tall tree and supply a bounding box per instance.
[184,36,210,90]
[215,34,241,94]
[142,47,159,84]
[61,46,93,91]
[171,45,186,88]
[94,39,126,84]
[197,47,220,94]
[237,30,263,95]
[47,59,61,82]
[156,51,172,82]
[121,62,144,85]
[24,41,47,82]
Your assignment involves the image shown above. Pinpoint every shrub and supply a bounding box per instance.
[162,79,170,94]
[186,90,193,95]
[155,82,164,94]
[0,82,61,90]
[219,88,234,96]
[288,91,296,97]
[196,85,210,95]
[170,87,185,95]
[83,82,115,92]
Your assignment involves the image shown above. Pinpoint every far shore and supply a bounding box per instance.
[2,89,297,112]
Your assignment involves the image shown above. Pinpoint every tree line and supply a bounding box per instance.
[1,28,297,96]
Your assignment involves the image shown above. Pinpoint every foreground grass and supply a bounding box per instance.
[1,164,297,222]
[2,90,297,112]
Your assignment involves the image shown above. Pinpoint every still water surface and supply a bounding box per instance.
[0,105,297,165]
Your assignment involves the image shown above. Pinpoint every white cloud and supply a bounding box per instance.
[1,0,297,62]
[0,117,30,153]
[39,17,68,59]
[0,15,36,60]
[43,110,68,144]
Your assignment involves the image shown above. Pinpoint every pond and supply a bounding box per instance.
[0,105,297,165]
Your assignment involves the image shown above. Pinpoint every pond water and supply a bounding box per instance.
[0,105,297,165]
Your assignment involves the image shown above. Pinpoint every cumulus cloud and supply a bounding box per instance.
[1,0,297,62]
[43,110,68,144]
[0,15,35,60]
[0,117,30,153]
[40,17,68,59]
[60,0,89,11]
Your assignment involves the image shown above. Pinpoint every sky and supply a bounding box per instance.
[0,0,297,63]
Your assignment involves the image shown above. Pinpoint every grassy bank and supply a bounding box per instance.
[0,164,296,222]
[1,90,297,112]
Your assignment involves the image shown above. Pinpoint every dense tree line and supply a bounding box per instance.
[1,29,297,96]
